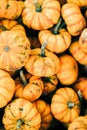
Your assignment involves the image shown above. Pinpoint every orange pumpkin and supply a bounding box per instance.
[22,0,61,30]
[69,41,87,65]
[0,30,30,72]
[0,69,15,108]
[2,98,41,130]
[57,54,78,85]
[24,43,60,77]
[79,28,87,53]
[51,87,80,123]
[38,18,71,54]
[33,99,53,130]
[61,3,86,36]
[0,0,24,19]
[66,0,87,7]
[14,70,44,102]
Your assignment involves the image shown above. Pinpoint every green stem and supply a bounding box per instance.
[20,70,27,86]
[0,25,7,31]
[40,41,48,57]
[53,17,62,34]
[67,102,75,109]
[34,2,42,12]
[16,119,23,129]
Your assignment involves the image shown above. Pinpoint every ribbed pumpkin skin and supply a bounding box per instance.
[51,87,80,123]
[0,69,15,108]
[25,48,60,77]
[22,0,60,30]
[2,98,41,130]
[67,0,87,7]
[38,29,71,53]
[0,0,24,19]
[61,3,86,36]
[0,30,30,72]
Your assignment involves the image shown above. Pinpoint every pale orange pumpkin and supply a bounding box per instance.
[2,98,41,130]
[66,0,87,7]
[0,30,30,72]
[14,70,44,102]
[57,54,78,85]
[22,0,61,30]
[61,3,86,36]
[0,0,24,19]
[33,99,53,130]
[0,69,15,108]
[51,87,80,123]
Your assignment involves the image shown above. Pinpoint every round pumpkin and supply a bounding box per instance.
[2,98,41,130]
[0,30,30,72]
[14,70,44,102]
[0,69,15,108]
[33,99,53,130]
[61,3,86,36]
[22,0,61,30]
[57,54,78,85]
[66,0,87,7]
[0,0,24,19]
[51,87,80,123]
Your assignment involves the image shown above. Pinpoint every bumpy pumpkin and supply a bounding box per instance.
[69,41,87,65]
[33,99,53,130]
[15,70,44,102]
[51,87,80,123]
[22,0,61,30]
[42,74,58,95]
[24,42,60,77]
[68,116,87,130]
[38,18,71,53]
[57,54,78,85]
[0,30,30,72]
[66,0,87,7]
[61,3,86,36]
[79,28,87,53]
[2,98,41,130]
[0,69,15,108]
[0,0,24,19]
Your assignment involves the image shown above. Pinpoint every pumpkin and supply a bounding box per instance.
[0,69,15,108]
[14,70,44,102]
[68,116,87,130]
[42,74,58,95]
[33,99,53,130]
[2,98,41,130]
[0,30,30,72]
[0,0,24,19]
[24,42,60,77]
[22,0,61,30]
[66,0,87,7]
[69,41,87,65]
[51,87,80,123]
[38,18,71,54]
[61,3,86,36]
[74,77,87,100]
[79,28,87,53]
[57,54,78,85]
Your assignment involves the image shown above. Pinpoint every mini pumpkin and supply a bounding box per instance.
[0,0,24,19]
[33,99,53,130]
[22,0,61,30]
[51,87,80,123]
[57,54,78,85]
[66,0,87,7]
[61,3,86,36]
[2,98,41,130]
[24,42,60,77]
[0,69,15,108]
[14,70,44,102]
[0,30,30,72]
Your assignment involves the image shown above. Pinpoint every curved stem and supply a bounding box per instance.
[20,70,27,86]
[34,2,42,12]
[40,41,48,57]
[16,119,23,129]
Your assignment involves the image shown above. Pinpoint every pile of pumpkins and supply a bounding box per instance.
[0,0,87,130]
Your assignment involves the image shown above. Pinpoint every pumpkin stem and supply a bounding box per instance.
[67,102,75,109]
[0,25,7,31]
[16,119,24,129]
[20,70,27,86]
[40,41,48,57]
[34,2,42,12]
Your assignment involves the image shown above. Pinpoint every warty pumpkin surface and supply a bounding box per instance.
[51,87,80,123]
[2,98,41,130]
[22,0,61,30]
[0,30,31,72]
[0,69,15,108]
